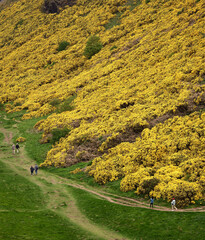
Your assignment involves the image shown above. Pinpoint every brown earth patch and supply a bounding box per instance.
[42,0,76,14]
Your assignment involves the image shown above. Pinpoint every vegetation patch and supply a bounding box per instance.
[104,12,122,30]
[50,127,71,144]
[57,41,70,52]
[126,0,141,11]
[44,61,56,69]
[14,19,23,29]
[110,45,118,51]
[83,35,103,59]
[0,103,4,111]
[49,98,61,107]
[104,0,141,30]
[0,132,4,142]
[56,95,76,113]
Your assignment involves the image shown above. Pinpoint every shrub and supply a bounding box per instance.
[49,98,61,107]
[177,8,184,16]
[57,41,70,52]
[14,101,23,107]
[124,0,141,11]
[57,95,76,113]
[110,45,118,51]
[0,103,4,110]
[104,13,121,30]
[16,137,26,142]
[83,35,103,59]
[70,168,82,174]
[136,177,160,195]
[50,127,70,144]
[153,180,203,207]
[120,168,150,192]
[14,19,24,29]
[44,61,56,69]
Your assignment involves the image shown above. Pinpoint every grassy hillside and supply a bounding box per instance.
[0,158,96,240]
[0,0,205,205]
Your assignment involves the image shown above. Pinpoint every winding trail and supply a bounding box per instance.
[0,126,205,239]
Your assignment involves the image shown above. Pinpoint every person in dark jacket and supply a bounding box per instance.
[34,164,39,175]
[16,143,20,153]
[30,166,34,175]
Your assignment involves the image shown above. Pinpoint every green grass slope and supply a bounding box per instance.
[0,161,97,240]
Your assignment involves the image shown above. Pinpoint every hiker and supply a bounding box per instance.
[34,164,39,175]
[150,196,154,208]
[12,144,15,154]
[16,143,20,153]
[171,198,177,211]
[30,166,34,175]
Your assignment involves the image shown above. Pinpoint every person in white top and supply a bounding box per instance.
[171,198,177,211]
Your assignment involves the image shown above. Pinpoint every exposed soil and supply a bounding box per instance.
[42,0,76,14]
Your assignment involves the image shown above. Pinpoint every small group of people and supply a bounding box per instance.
[12,143,20,154]
[30,164,39,175]
[150,196,177,211]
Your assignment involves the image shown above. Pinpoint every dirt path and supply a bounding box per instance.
[0,127,205,239]
[61,182,205,212]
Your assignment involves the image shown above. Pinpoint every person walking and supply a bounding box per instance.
[171,198,177,211]
[16,143,20,153]
[150,196,154,208]
[12,144,15,154]
[34,164,39,175]
[30,166,34,175]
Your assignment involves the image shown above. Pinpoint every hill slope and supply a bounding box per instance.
[0,0,205,205]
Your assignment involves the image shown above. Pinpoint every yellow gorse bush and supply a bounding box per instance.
[70,167,82,174]
[16,137,26,142]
